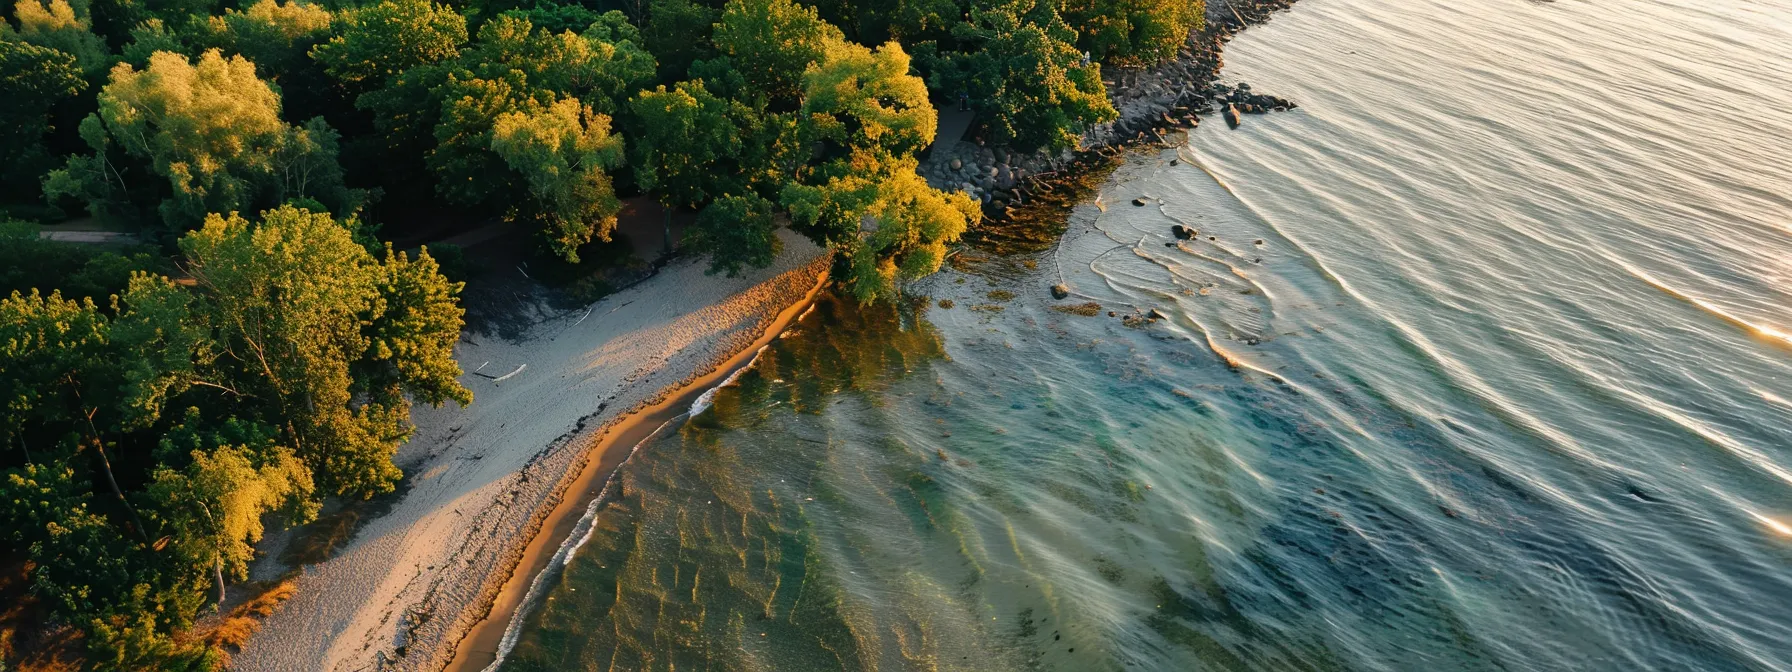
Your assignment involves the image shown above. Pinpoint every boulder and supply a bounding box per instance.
[1148,308,1168,321]
[1224,104,1242,129]
[1050,284,1070,300]
[950,158,962,170]
[1132,197,1149,207]
[1172,225,1196,240]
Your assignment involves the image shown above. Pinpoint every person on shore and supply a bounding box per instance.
[959,89,970,112]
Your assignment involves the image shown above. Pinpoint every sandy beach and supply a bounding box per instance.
[231,229,829,672]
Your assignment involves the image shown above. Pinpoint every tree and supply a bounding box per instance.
[180,205,470,496]
[685,193,780,277]
[45,49,360,229]
[928,0,1116,151]
[1,209,470,665]
[1061,0,1201,65]
[711,0,842,105]
[642,0,716,80]
[188,0,332,77]
[119,18,185,68]
[802,39,935,158]
[0,39,86,201]
[628,79,747,210]
[489,98,625,262]
[5,0,110,75]
[417,14,652,259]
[782,151,976,302]
[145,438,313,604]
[310,0,466,92]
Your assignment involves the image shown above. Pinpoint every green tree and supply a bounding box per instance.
[310,0,466,92]
[928,0,1116,150]
[642,0,716,80]
[45,49,359,228]
[782,151,976,302]
[685,193,780,277]
[0,39,86,201]
[188,0,331,77]
[180,205,469,496]
[5,0,110,74]
[711,0,841,105]
[628,79,747,210]
[488,98,625,261]
[119,17,184,68]
[1061,0,1201,65]
[802,39,935,157]
[419,14,651,258]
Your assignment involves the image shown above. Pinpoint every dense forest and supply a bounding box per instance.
[0,0,1201,666]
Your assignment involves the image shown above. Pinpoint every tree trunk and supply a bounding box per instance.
[92,440,149,543]
[214,559,227,607]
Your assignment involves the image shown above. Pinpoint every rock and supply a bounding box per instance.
[1133,198,1149,207]
[950,158,962,170]
[1224,104,1241,129]
[1254,239,1265,245]
[1169,159,1180,166]
[1050,284,1070,300]
[1172,225,1195,240]
[1148,308,1168,321]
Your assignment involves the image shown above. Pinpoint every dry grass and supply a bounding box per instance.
[937,299,955,309]
[1,560,83,672]
[1051,302,1103,317]
[986,290,1015,302]
[192,580,299,662]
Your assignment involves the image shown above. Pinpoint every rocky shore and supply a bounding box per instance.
[919,0,1301,214]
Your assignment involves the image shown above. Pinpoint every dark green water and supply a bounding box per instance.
[492,0,1792,669]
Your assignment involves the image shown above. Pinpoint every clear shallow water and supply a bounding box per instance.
[497,0,1792,669]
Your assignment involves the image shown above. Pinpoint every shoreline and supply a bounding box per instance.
[230,4,1301,670]
[231,231,830,672]
[441,267,830,672]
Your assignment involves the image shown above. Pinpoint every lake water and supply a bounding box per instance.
[494,0,1792,669]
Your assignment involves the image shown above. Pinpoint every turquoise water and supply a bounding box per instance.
[496,0,1792,669]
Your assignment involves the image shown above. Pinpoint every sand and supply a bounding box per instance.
[232,229,829,672]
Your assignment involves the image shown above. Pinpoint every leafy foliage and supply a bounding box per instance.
[188,0,332,77]
[926,0,1116,151]
[711,0,840,105]
[685,193,780,276]
[181,205,470,496]
[490,98,626,262]
[782,151,974,302]
[311,0,467,90]
[6,0,110,74]
[45,49,361,229]
[1061,0,1201,65]
[0,39,86,202]
[629,79,747,208]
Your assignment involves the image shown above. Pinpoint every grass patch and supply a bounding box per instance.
[191,580,299,665]
[986,290,1015,302]
[1051,302,1102,317]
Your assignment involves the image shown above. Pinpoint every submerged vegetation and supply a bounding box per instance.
[0,0,1202,666]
